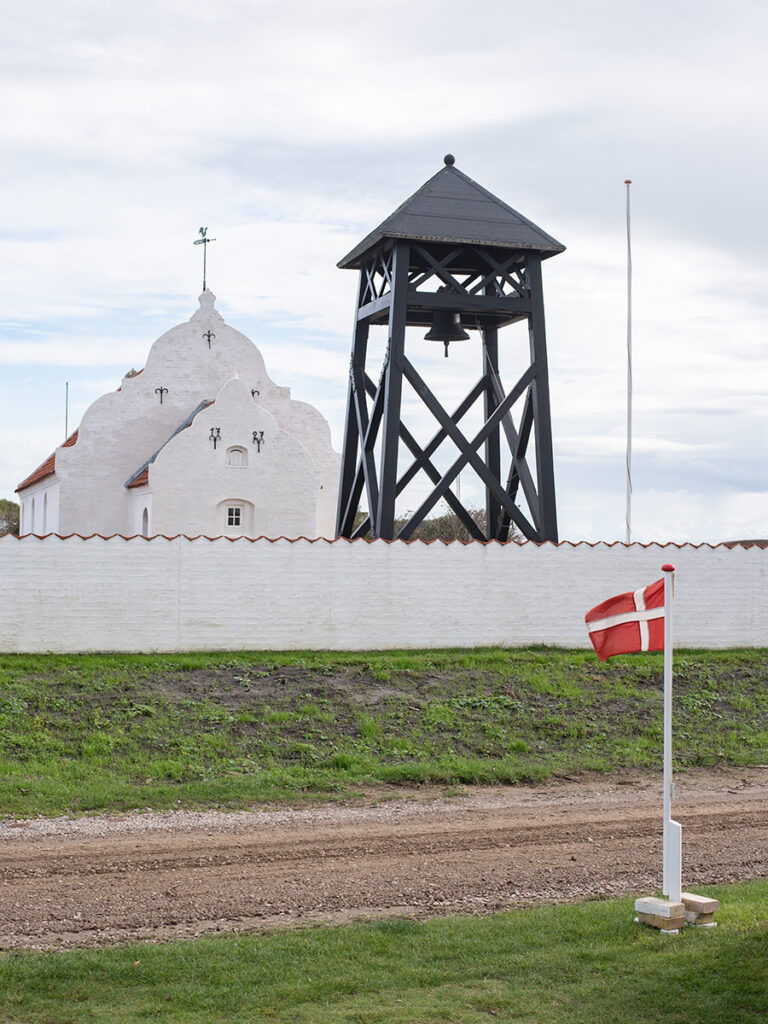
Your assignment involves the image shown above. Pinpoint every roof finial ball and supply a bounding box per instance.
[444,153,456,166]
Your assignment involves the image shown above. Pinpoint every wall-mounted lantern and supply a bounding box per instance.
[209,427,221,450]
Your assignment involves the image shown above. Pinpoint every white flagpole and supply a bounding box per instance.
[661,563,681,902]
[625,180,633,545]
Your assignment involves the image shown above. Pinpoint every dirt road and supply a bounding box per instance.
[1,768,766,950]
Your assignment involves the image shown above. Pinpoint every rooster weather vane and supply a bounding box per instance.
[193,227,216,292]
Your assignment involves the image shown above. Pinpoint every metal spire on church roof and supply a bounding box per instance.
[193,227,216,291]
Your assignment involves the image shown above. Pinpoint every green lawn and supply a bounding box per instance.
[1,881,766,1023]
[1,648,767,818]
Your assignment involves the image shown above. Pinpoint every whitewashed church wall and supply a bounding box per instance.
[0,536,765,653]
[264,396,340,537]
[148,379,320,538]
[18,479,59,537]
[48,293,339,539]
[128,490,152,536]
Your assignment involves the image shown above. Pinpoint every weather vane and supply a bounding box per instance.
[193,227,216,291]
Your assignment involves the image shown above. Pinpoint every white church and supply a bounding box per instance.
[16,290,340,539]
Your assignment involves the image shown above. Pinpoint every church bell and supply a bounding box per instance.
[424,310,470,356]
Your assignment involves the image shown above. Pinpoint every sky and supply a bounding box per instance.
[2,0,766,543]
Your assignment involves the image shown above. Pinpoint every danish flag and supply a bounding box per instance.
[585,578,665,661]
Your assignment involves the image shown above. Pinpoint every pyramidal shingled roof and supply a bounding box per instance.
[338,160,565,269]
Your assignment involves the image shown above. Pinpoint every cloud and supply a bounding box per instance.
[1,0,766,547]
[557,435,727,458]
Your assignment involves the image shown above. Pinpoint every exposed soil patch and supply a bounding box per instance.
[1,767,766,951]
[143,664,483,709]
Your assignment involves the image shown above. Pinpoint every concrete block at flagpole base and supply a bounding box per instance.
[635,911,686,932]
[681,893,719,914]
[634,896,686,931]
[684,912,717,926]
[635,896,685,918]
[681,892,719,926]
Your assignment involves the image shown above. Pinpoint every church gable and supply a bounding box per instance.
[146,377,320,539]
[17,292,340,539]
[123,400,215,490]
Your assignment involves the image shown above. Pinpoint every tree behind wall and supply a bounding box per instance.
[353,508,521,543]
[0,499,20,536]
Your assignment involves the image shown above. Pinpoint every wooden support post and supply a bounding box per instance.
[482,323,501,541]
[336,273,370,537]
[526,255,558,542]
[375,241,409,539]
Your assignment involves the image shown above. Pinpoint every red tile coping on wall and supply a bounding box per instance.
[1,533,763,550]
[15,431,79,492]
[126,469,149,489]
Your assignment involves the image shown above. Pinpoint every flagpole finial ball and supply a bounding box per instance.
[625,179,632,184]
[661,563,675,572]
[444,154,456,166]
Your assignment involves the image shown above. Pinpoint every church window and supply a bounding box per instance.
[141,508,149,537]
[226,446,248,467]
[217,498,253,535]
[43,493,48,533]
[31,498,35,534]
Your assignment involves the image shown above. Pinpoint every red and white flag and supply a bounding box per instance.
[585,578,665,661]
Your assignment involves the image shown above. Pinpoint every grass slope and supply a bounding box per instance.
[1,881,766,1023]
[1,648,767,818]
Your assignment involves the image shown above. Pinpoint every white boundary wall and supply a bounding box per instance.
[1,534,766,652]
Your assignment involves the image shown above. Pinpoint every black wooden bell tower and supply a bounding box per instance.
[335,156,564,543]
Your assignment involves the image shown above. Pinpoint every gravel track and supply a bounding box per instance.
[1,767,766,950]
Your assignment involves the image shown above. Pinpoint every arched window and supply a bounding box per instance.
[226,446,248,468]
[30,498,35,534]
[43,493,48,534]
[141,508,149,537]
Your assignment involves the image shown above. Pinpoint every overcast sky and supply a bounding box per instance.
[2,0,766,543]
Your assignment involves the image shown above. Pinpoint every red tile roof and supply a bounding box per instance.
[15,430,79,492]
[126,469,149,489]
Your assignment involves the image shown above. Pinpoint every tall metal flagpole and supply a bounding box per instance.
[661,563,681,902]
[625,180,633,545]
[65,381,69,440]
